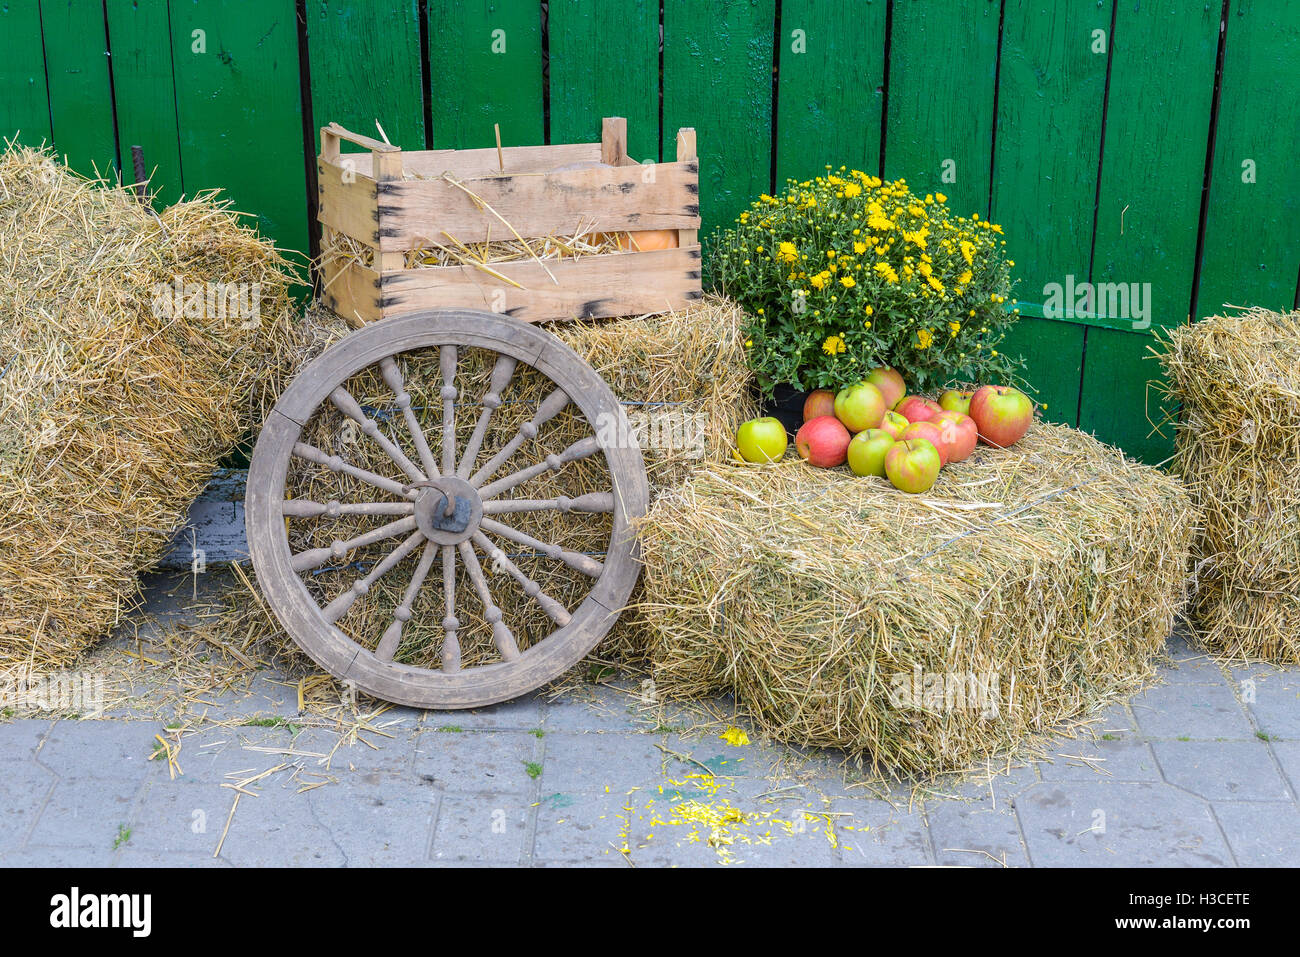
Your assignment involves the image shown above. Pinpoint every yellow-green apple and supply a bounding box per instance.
[802,388,836,422]
[879,409,909,440]
[969,385,1034,448]
[795,415,851,468]
[938,389,973,415]
[865,366,906,409]
[896,395,943,423]
[846,428,896,477]
[833,381,886,433]
[932,410,978,462]
[735,416,788,463]
[900,420,950,466]
[885,439,942,493]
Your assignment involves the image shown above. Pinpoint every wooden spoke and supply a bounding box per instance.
[482,492,614,515]
[282,499,414,519]
[322,530,425,624]
[457,540,521,661]
[293,442,414,500]
[469,386,571,487]
[290,516,418,573]
[457,353,517,480]
[478,436,602,500]
[441,545,461,672]
[480,517,604,577]
[440,345,457,476]
[379,356,440,480]
[329,385,426,482]
[374,539,438,661]
[471,531,572,626]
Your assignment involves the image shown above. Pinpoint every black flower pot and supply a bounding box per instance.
[756,382,808,436]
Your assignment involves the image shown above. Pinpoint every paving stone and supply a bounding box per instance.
[307,775,439,866]
[431,792,531,863]
[0,760,54,850]
[0,719,53,760]
[426,693,543,731]
[27,775,142,850]
[1272,742,1300,794]
[214,784,347,867]
[293,727,418,776]
[1212,801,1300,867]
[413,730,540,793]
[1016,781,1232,866]
[533,789,629,862]
[1151,741,1292,801]
[537,732,665,793]
[1,843,117,867]
[1080,699,1139,736]
[543,680,649,732]
[831,798,933,867]
[35,719,161,780]
[927,799,1029,867]
[1158,635,1227,685]
[1037,740,1163,783]
[115,848,232,868]
[1239,672,1300,740]
[1131,681,1255,739]
[128,777,235,855]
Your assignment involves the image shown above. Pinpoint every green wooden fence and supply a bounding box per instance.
[3,0,1298,464]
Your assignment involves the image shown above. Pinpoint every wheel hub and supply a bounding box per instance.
[410,476,482,545]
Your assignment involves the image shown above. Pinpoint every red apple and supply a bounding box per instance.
[833,381,886,433]
[900,420,950,466]
[879,409,909,440]
[969,385,1034,448]
[802,388,836,423]
[938,389,973,416]
[846,428,896,478]
[932,410,978,463]
[896,395,943,424]
[795,415,851,468]
[885,439,942,493]
[865,366,906,410]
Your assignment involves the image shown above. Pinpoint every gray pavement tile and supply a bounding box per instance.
[1016,781,1232,866]
[307,775,439,866]
[537,731,665,793]
[35,719,161,780]
[925,762,1042,804]
[1273,742,1300,794]
[428,693,544,731]
[431,792,532,863]
[127,777,235,855]
[115,848,232,867]
[1152,741,1293,802]
[414,729,540,794]
[1211,801,1300,867]
[1166,628,1202,661]
[1131,681,1255,739]
[830,798,933,867]
[1157,651,1228,686]
[1080,699,1139,735]
[2,843,117,867]
[927,799,1029,867]
[0,759,54,851]
[543,680,648,732]
[533,789,629,863]
[0,719,53,760]
[1238,671,1300,740]
[1037,740,1163,783]
[292,727,417,776]
[214,783,348,867]
[27,775,142,850]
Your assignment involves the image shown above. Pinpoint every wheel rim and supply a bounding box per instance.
[246,309,648,708]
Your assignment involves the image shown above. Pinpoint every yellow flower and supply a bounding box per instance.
[957,269,973,286]
[949,321,961,337]
[863,304,874,316]
[917,329,934,349]
[776,241,798,264]
[720,727,750,747]
[822,335,846,356]
[843,182,862,198]
[936,192,948,203]
[853,241,867,254]
[840,275,856,288]
[809,270,831,290]
[863,320,872,330]
[960,240,976,264]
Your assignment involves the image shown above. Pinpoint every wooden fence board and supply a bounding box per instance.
[0,2,53,146]
[40,0,117,177]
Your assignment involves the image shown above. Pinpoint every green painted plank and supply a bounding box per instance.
[169,0,308,255]
[774,0,886,186]
[1077,326,1175,464]
[548,0,659,161]
[884,0,999,217]
[663,0,775,238]
[993,0,1111,315]
[1196,1,1300,319]
[427,0,544,149]
[40,0,117,177]
[106,0,184,206]
[1090,2,1218,334]
[0,2,53,146]
[307,0,424,153]
[999,315,1084,427]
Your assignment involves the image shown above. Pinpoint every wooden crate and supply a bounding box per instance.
[317,117,702,325]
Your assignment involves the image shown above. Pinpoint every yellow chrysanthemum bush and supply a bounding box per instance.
[712,168,1021,394]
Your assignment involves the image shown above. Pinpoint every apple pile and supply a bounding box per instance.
[733,368,1035,495]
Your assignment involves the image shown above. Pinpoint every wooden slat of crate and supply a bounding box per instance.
[328,142,603,181]
[317,159,380,244]
[321,246,703,325]
[374,161,701,250]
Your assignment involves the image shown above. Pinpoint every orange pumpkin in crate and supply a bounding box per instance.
[613,229,680,252]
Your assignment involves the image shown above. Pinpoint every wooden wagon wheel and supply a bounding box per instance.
[246,309,648,708]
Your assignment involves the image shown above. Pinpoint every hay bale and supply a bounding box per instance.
[219,295,757,670]
[0,147,300,674]
[635,424,1195,776]
[1159,307,1300,662]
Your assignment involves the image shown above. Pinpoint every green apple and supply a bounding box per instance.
[885,439,942,493]
[938,389,973,416]
[833,381,886,433]
[735,416,788,463]
[847,428,896,477]
[879,410,909,440]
